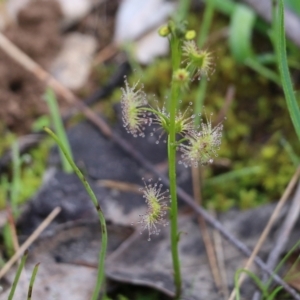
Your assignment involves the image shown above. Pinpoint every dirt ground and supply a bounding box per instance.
[0,0,118,134]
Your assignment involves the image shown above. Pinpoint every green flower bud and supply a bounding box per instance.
[158,25,170,37]
[185,30,196,40]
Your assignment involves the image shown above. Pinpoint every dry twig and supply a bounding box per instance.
[0,207,61,279]
[192,166,223,293]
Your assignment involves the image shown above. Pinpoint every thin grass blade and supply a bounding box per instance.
[276,0,300,141]
[27,263,40,300]
[8,251,28,300]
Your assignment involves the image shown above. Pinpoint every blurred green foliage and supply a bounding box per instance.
[0,135,51,209]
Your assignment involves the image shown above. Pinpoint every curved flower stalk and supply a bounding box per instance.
[137,179,170,241]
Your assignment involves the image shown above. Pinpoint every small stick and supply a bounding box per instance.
[93,42,118,65]
[216,85,235,125]
[97,179,141,194]
[210,207,229,298]
[6,207,20,253]
[0,207,61,279]
[0,33,112,138]
[192,166,223,292]
[228,167,300,300]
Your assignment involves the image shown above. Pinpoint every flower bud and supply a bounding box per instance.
[158,25,170,37]
[185,30,196,40]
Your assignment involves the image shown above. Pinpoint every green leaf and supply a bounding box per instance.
[276,0,300,141]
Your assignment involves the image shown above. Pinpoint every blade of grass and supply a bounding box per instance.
[234,269,269,300]
[11,142,21,216]
[244,57,280,85]
[197,0,215,48]
[229,4,255,63]
[27,263,40,300]
[44,88,73,173]
[205,0,235,15]
[175,0,191,21]
[44,127,107,300]
[276,0,300,141]
[8,251,28,300]
[280,136,300,166]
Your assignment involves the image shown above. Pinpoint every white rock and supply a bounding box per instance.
[50,33,97,90]
[56,0,92,23]
[134,26,170,64]
[114,0,176,43]
[114,0,176,64]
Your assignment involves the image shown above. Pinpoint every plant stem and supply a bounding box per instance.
[8,251,28,300]
[27,263,40,300]
[44,88,73,174]
[43,127,107,300]
[168,78,182,298]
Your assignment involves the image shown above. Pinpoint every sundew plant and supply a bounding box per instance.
[121,21,223,299]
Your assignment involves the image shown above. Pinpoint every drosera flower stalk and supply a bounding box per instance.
[137,178,170,241]
[43,127,107,300]
[121,20,224,299]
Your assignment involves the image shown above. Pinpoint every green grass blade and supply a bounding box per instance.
[176,0,191,21]
[276,0,300,141]
[27,263,40,300]
[234,269,269,299]
[205,0,235,15]
[11,142,21,216]
[280,136,300,166]
[244,57,280,85]
[8,251,28,300]
[44,88,73,173]
[44,127,107,300]
[229,4,255,63]
[197,0,215,48]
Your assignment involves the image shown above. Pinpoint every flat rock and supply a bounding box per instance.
[50,33,97,90]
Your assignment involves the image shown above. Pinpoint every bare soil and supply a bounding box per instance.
[0,0,119,134]
[0,0,62,134]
